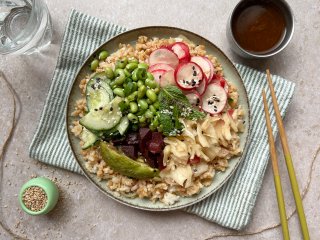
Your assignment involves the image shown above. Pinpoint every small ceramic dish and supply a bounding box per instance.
[19,177,59,215]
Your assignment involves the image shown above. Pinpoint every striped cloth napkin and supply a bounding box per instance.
[29,10,295,230]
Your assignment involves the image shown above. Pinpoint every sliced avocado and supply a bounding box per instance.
[100,141,159,179]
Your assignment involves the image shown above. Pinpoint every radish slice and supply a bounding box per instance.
[204,58,215,82]
[175,62,204,90]
[149,49,179,68]
[211,75,228,93]
[151,70,166,84]
[191,56,212,81]
[201,83,227,114]
[186,91,202,107]
[196,75,208,95]
[160,70,176,87]
[171,42,191,62]
[149,63,174,72]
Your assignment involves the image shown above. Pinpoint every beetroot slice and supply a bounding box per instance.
[175,62,204,90]
[170,42,191,62]
[118,145,138,159]
[201,83,227,114]
[151,70,166,84]
[149,63,174,72]
[149,48,179,68]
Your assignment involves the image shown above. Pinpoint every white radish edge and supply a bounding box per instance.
[201,83,227,114]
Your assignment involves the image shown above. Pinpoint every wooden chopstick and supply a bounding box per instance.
[262,90,290,240]
[266,70,310,240]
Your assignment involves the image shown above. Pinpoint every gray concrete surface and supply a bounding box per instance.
[0,0,319,239]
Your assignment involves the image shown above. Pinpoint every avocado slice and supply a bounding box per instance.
[100,141,159,179]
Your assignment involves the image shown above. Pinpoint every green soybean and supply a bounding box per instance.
[98,50,109,60]
[146,89,157,102]
[138,99,148,110]
[153,101,160,109]
[137,80,144,87]
[145,79,158,89]
[138,63,149,69]
[113,88,125,97]
[124,82,134,96]
[132,68,147,81]
[90,59,99,71]
[127,91,138,102]
[132,82,138,92]
[149,105,157,114]
[146,72,154,80]
[127,113,138,123]
[105,67,114,79]
[137,85,147,99]
[111,69,126,86]
[115,57,128,69]
[126,62,138,72]
[146,99,152,105]
[149,123,157,131]
[129,102,138,113]
[139,115,146,123]
[128,58,139,64]
[124,69,131,77]
[145,109,154,119]
[154,87,160,94]
[151,117,159,127]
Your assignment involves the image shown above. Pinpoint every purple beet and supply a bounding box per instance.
[144,152,158,168]
[138,128,152,151]
[118,145,138,159]
[125,132,139,145]
[148,132,164,154]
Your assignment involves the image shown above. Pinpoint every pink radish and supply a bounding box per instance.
[201,83,227,114]
[186,91,202,107]
[160,70,176,87]
[211,75,228,93]
[149,48,179,68]
[149,63,174,72]
[191,56,213,81]
[196,75,208,95]
[204,58,215,82]
[170,42,191,62]
[151,70,166,84]
[175,62,204,90]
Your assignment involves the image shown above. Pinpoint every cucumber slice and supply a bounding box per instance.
[117,116,129,135]
[81,128,99,149]
[86,73,113,111]
[80,97,122,131]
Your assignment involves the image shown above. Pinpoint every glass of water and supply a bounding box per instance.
[0,0,52,55]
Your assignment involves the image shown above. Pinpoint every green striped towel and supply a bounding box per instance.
[29,10,295,230]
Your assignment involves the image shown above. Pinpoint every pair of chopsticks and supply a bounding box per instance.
[262,70,310,240]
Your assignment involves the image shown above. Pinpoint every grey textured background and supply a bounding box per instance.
[0,0,319,239]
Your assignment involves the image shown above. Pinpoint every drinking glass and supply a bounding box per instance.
[0,0,52,55]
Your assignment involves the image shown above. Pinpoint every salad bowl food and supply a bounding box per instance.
[66,26,251,210]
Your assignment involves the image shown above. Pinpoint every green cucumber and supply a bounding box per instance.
[116,116,129,135]
[86,73,113,111]
[80,97,122,131]
[81,128,99,149]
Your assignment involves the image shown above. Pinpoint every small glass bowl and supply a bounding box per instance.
[19,177,59,215]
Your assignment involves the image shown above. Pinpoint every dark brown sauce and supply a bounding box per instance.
[232,1,286,53]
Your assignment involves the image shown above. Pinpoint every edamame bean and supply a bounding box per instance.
[137,85,147,99]
[124,82,134,96]
[99,50,109,60]
[124,69,131,77]
[113,88,125,97]
[146,89,157,102]
[153,101,160,109]
[128,58,139,64]
[137,80,144,87]
[129,102,138,113]
[139,115,146,123]
[111,69,126,86]
[151,117,159,128]
[149,123,157,131]
[144,109,154,119]
[127,91,138,102]
[126,63,138,72]
[158,124,163,132]
[146,72,154,80]
[132,68,147,81]
[138,63,149,69]
[115,57,128,69]
[145,79,157,89]
[90,59,99,71]
[138,99,148,111]
[132,82,138,92]
[105,67,114,79]
[154,87,160,94]
[146,99,152,104]
[127,113,138,123]
[149,105,157,114]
